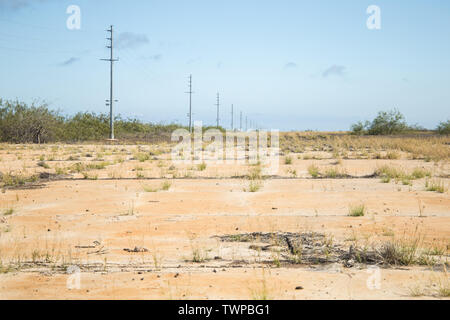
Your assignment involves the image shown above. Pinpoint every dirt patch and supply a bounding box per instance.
[219,232,352,265]
[217,232,449,268]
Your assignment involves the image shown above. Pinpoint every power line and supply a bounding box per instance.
[240,111,243,131]
[216,92,220,128]
[185,74,193,132]
[231,104,234,131]
[101,25,119,140]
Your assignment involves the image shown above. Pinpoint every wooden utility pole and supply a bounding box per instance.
[216,93,220,128]
[240,111,243,131]
[186,75,193,132]
[101,25,119,140]
[231,104,234,130]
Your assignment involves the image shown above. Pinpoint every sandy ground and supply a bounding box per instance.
[0,144,449,299]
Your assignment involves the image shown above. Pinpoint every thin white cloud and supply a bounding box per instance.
[116,32,149,50]
[284,62,297,69]
[140,54,162,61]
[0,0,49,10]
[322,65,346,77]
[59,57,80,66]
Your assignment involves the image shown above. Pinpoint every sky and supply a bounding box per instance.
[0,0,449,131]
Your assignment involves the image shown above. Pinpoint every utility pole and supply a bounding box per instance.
[216,92,220,128]
[240,111,243,131]
[186,74,193,132]
[231,104,234,130]
[101,25,119,140]
[245,116,248,131]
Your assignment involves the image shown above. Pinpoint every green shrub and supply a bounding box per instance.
[247,181,262,192]
[425,180,446,193]
[436,120,450,135]
[348,204,365,217]
[284,156,292,165]
[350,109,409,136]
[350,121,368,135]
[161,181,171,191]
[308,165,319,178]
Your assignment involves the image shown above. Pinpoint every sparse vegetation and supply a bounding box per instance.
[246,181,262,192]
[135,153,150,162]
[308,164,319,178]
[0,127,448,300]
[323,167,347,178]
[161,181,172,191]
[142,181,172,192]
[379,239,420,266]
[425,179,446,193]
[348,204,365,217]
[436,120,450,135]
[143,185,159,193]
[376,166,433,184]
[190,247,207,263]
[1,172,39,188]
[250,269,270,300]
[284,156,292,165]
[37,161,50,169]
[2,208,14,216]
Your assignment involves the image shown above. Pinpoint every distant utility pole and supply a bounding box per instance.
[186,74,193,132]
[216,92,220,128]
[240,111,243,131]
[231,104,234,130]
[245,116,248,131]
[101,25,119,140]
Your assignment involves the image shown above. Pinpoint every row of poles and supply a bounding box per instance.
[102,26,259,140]
[186,74,259,133]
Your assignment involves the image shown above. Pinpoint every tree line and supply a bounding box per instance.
[0,100,448,143]
[0,99,185,143]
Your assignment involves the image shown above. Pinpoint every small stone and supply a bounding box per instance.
[295,286,304,290]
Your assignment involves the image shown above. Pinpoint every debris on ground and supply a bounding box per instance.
[124,246,149,253]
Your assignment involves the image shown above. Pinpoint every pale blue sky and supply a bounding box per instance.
[0,0,449,130]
